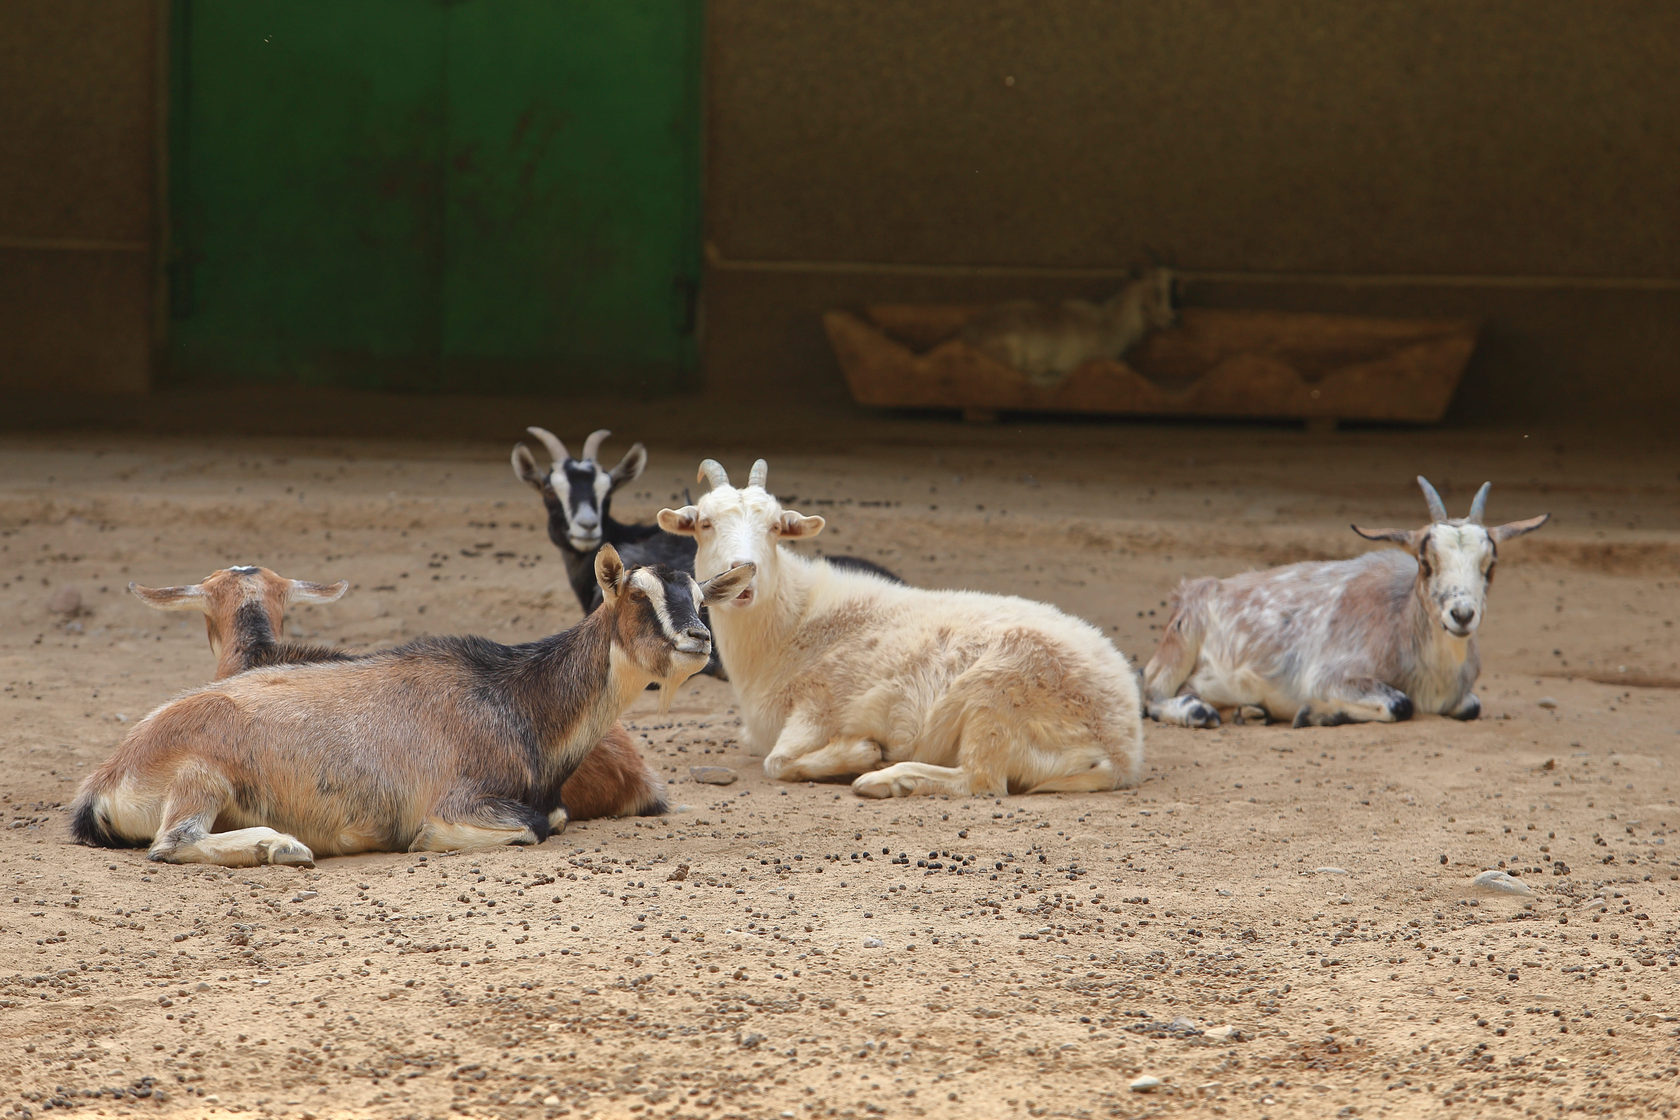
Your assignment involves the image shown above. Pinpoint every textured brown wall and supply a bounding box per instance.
[0,0,158,394]
[704,0,1680,421]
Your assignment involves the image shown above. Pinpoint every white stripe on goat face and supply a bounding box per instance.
[630,568,682,643]
[1424,524,1495,637]
[553,462,613,550]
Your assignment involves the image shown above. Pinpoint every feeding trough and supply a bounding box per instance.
[825,303,1477,425]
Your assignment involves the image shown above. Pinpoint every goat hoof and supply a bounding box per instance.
[1187,702,1221,729]
[1450,695,1481,721]
[1388,694,1415,722]
[1293,706,1350,728]
[260,837,315,868]
[1235,705,1269,726]
[851,772,892,799]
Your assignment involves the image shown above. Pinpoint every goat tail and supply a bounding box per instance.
[69,789,125,848]
[560,723,668,821]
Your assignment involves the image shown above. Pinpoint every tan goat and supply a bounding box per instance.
[129,564,665,821]
[74,549,752,866]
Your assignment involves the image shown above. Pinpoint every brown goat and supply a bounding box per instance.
[129,564,666,821]
[76,549,752,866]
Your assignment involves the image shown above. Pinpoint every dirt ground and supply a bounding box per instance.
[1,411,1677,1120]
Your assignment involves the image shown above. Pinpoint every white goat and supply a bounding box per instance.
[656,459,1144,798]
[71,548,752,866]
[1144,477,1549,728]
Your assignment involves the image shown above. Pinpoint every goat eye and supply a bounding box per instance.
[698,518,712,532]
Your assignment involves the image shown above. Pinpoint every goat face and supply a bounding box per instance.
[1416,524,1498,637]
[510,427,648,554]
[656,458,823,610]
[1353,476,1549,639]
[594,546,754,683]
[129,565,347,655]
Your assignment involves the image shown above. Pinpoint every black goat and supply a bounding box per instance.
[513,428,725,678]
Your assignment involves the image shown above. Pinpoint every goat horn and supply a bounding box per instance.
[1467,482,1491,524]
[581,429,610,462]
[1416,476,1449,523]
[697,459,730,489]
[747,459,768,489]
[526,426,569,464]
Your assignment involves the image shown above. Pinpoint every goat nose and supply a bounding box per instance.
[1451,606,1475,626]
[682,626,709,643]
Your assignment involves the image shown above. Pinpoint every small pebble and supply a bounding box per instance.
[1537,697,1559,709]
[542,1095,561,1107]
[292,890,319,902]
[690,766,738,786]
[47,587,82,615]
[1471,870,1531,895]
[862,937,883,948]
[1313,866,1349,876]
[1204,1025,1242,1043]
[1130,1075,1163,1092]
[739,1032,765,1049]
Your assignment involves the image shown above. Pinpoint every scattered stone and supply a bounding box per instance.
[1204,1025,1244,1043]
[1312,866,1350,876]
[46,587,82,616]
[1129,1075,1163,1092]
[1541,758,1557,770]
[1472,869,1531,895]
[739,1032,765,1049]
[1537,697,1559,709]
[862,937,883,948]
[291,890,319,902]
[542,1095,561,1107]
[1126,1019,1202,1039]
[690,766,738,786]
[666,864,689,882]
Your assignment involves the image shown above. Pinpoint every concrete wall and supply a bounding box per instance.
[704,1,1680,422]
[0,1,159,394]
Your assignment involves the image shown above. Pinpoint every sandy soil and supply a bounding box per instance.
[1,415,1677,1120]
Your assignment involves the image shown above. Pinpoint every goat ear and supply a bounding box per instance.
[1351,524,1421,545]
[775,510,825,539]
[287,579,349,606]
[1490,512,1549,542]
[657,505,700,536]
[511,444,547,489]
[128,581,209,613]
[699,562,756,606]
[608,442,648,488]
[594,545,628,603]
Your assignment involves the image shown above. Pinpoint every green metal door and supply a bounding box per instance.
[167,0,702,394]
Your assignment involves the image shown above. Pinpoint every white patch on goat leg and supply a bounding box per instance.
[408,820,541,852]
[1022,753,1124,794]
[150,825,314,868]
[763,733,884,783]
[853,761,973,798]
[1292,681,1414,728]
